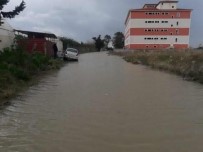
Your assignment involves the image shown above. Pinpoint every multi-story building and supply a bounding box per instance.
[125,0,192,49]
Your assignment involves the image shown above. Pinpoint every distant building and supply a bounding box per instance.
[125,0,192,49]
[107,40,114,49]
[0,20,15,51]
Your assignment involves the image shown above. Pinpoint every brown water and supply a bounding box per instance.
[1,52,203,152]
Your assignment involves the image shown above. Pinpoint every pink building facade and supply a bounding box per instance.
[125,0,192,49]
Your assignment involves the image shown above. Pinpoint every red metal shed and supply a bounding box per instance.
[15,30,57,57]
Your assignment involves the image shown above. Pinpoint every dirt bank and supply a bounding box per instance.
[112,49,203,84]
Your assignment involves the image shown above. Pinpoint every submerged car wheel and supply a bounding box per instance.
[63,57,68,61]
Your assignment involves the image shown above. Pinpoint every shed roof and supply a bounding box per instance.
[15,29,57,39]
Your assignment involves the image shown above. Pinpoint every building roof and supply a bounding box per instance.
[129,8,192,12]
[15,29,57,39]
[143,4,157,9]
[125,0,192,24]
[158,1,178,4]
[143,1,179,9]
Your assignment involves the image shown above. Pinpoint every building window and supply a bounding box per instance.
[171,33,173,35]
[177,21,179,26]
[162,21,168,23]
[146,45,149,48]
[175,38,178,42]
[172,6,174,8]
[171,24,173,27]
[145,21,147,23]
[154,46,157,48]
[172,16,174,18]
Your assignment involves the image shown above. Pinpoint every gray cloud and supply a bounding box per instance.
[4,0,203,47]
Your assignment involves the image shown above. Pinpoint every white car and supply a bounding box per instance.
[63,48,79,61]
[107,41,114,51]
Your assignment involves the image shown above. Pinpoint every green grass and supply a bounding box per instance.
[0,47,63,105]
[113,49,203,84]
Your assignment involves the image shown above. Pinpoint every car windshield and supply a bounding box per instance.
[67,49,78,53]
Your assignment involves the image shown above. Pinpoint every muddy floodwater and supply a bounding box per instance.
[1,52,203,152]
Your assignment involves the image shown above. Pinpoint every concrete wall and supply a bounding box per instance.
[156,2,177,10]
[129,36,189,44]
[0,20,15,51]
[56,39,63,51]
[129,19,191,28]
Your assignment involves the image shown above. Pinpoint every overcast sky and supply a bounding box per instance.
[4,0,203,47]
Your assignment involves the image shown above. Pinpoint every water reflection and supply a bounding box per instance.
[1,52,203,152]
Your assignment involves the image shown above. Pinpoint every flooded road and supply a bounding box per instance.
[1,52,203,152]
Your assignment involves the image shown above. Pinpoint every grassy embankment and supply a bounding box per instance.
[0,47,63,105]
[113,49,203,84]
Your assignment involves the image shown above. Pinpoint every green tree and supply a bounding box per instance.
[92,35,104,51]
[113,32,124,49]
[0,0,26,25]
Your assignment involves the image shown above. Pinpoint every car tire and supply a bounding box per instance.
[63,57,67,61]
